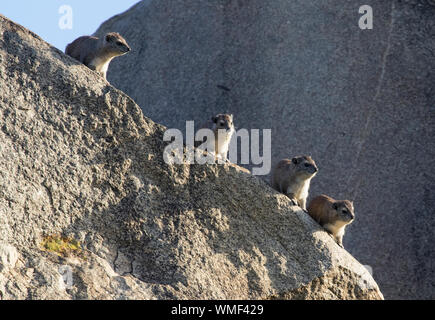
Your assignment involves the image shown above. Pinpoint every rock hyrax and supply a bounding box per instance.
[65,32,131,80]
[307,194,355,248]
[196,113,235,162]
[271,156,318,210]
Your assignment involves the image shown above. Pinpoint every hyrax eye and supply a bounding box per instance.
[304,163,311,167]
[116,41,123,46]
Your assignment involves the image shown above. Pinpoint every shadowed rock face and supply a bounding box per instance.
[95,0,435,299]
[0,15,383,300]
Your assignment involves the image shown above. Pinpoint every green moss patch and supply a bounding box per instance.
[40,235,83,258]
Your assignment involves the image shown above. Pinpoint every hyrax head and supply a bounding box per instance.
[332,200,355,223]
[291,155,318,177]
[212,114,234,132]
[104,32,131,55]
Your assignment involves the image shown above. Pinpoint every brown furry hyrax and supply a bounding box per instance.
[270,156,318,210]
[307,194,355,248]
[65,32,130,80]
[195,113,235,162]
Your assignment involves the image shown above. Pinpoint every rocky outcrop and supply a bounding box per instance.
[95,0,435,299]
[0,14,383,300]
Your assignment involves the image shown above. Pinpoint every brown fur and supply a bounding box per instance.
[307,194,355,247]
[65,32,130,79]
[270,156,318,210]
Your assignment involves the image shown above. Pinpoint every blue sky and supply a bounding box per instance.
[0,1,141,51]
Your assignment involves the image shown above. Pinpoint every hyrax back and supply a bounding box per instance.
[65,32,130,79]
[307,194,355,247]
[270,156,318,210]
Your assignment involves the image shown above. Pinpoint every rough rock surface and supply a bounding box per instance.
[95,0,435,299]
[0,15,383,300]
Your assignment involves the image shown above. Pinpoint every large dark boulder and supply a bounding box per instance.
[96,0,435,299]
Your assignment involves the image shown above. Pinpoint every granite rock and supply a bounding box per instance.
[0,14,384,300]
[96,0,435,299]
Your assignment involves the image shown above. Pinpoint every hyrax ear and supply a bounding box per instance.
[105,34,112,42]
[212,116,217,123]
[332,203,339,210]
[292,157,298,165]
